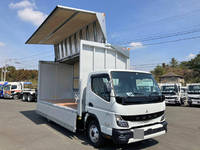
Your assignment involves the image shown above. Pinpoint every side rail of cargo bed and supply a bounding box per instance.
[37,101,77,132]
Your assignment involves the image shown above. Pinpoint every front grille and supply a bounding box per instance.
[190,97,200,100]
[121,111,164,121]
[165,97,176,99]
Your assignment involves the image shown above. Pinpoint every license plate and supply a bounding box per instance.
[134,129,144,139]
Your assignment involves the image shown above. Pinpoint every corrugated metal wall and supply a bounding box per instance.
[54,21,105,61]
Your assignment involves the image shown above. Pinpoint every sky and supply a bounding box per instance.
[0,0,200,71]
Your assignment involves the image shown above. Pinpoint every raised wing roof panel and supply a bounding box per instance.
[26,5,106,44]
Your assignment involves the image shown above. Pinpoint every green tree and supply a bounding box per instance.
[170,58,178,67]
[151,65,165,82]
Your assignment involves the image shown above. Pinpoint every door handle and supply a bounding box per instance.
[88,102,93,107]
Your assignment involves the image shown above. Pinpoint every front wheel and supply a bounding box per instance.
[13,95,19,100]
[87,120,104,148]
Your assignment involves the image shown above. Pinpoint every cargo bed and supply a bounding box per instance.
[37,100,77,132]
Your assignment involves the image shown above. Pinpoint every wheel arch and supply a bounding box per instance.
[85,113,100,130]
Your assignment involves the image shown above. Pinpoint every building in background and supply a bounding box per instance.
[160,72,185,85]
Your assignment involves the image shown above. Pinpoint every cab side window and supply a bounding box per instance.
[91,74,110,102]
[11,85,17,90]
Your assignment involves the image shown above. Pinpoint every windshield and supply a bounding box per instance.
[4,85,11,91]
[161,85,178,94]
[111,71,163,104]
[188,85,200,94]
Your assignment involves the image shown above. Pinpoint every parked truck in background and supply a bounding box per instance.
[3,82,23,99]
[26,6,167,147]
[160,83,183,105]
[187,83,200,106]
[0,81,8,98]
[3,82,37,101]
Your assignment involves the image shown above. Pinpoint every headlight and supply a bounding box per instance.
[115,115,129,127]
[161,113,165,122]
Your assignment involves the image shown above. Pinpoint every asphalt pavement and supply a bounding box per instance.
[0,99,199,150]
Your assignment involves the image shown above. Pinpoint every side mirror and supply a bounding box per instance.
[106,82,112,93]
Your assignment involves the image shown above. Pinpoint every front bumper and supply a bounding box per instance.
[165,99,180,104]
[4,94,13,99]
[112,121,167,144]
[188,99,200,105]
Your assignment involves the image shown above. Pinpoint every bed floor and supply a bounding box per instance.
[46,99,77,109]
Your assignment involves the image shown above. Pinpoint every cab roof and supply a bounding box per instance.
[89,69,151,75]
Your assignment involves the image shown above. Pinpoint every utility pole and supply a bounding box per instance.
[3,65,7,82]
[1,63,8,82]
[1,67,3,81]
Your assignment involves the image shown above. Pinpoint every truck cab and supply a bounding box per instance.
[187,83,200,106]
[86,70,167,145]
[3,82,23,99]
[160,83,182,105]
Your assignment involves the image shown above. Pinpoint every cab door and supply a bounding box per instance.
[86,74,113,134]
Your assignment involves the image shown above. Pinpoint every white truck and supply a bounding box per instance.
[26,6,167,147]
[160,83,183,105]
[3,82,24,99]
[187,83,200,106]
[3,82,37,101]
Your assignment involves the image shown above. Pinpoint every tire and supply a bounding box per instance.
[22,94,28,101]
[87,120,104,148]
[13,95,19,100]
[27,94,33,102]
[180,98,184,105]
[188,101,192,107]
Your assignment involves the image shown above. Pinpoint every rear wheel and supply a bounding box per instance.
[87,120,104,148]
[22,94,27,101]
[27,94,33,102]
